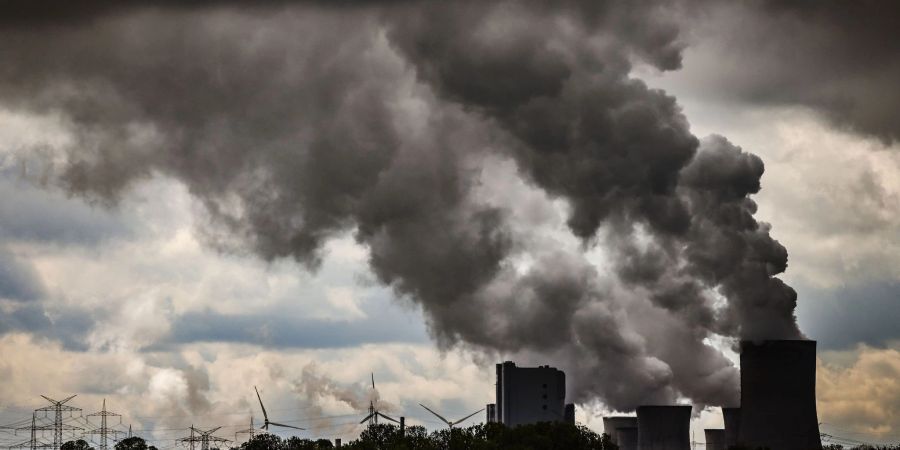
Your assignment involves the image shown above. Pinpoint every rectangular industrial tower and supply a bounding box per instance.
[486,361,575,427]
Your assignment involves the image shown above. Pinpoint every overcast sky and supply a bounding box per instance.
[0,1,898,447]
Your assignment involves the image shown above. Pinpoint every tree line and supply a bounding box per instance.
[62,425,900,450]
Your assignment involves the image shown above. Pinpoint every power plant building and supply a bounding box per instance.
[603,416,638,445]
[704,429,725,450]
[636,405,691,450]
[737,340,822,450]
[617,427,639,450]
[722,407,740,449]
[486,361,575,427]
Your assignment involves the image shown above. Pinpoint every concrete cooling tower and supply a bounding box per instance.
[722,407,740,449]
[637,405,692,450]
[604,417,638,445]
[739,340,822,450]
[618,427,639,450]
[704,429,725,450]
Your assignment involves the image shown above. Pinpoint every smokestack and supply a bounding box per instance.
[603,417,638,445]
[618,427,639,450]
[704,430,725,450]
[738,340,822,450]
[637,405,692,450]
[721,407,740,449]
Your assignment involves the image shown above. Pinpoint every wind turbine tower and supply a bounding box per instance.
[254,387,305,433]
[359,374,398,427]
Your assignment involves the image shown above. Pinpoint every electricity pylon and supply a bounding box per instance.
[234,417,260,443]
[85,400,123,450]
[178,426,229,450]
[35,396,82,450]
[11,414,53,450]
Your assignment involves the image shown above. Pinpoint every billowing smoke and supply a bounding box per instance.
[0,1,801,411]
[672,1,900,145]
[291,364,395,433]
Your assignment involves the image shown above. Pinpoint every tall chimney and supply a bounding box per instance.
[637,405,692,450]
[617,427,639,450]
[738,340,822,450]
[721,407,740,449]
[704,429,725,450]
[603,417,638,445]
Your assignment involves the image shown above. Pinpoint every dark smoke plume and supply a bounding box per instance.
[0,1,801,411]
[676,1,900,145]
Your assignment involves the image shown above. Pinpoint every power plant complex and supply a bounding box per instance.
[481,340,822,450]
[600,340,822,450]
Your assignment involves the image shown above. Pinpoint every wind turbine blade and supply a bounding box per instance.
[40,395,57,404]
[60,395,77,405]
[454,408,485,425]
[266,422,305,431]
[419,404,451,426]
[359,414,375,424]
[254,386,269,422]
[376,413,399,424]
[207,427,222,434]
[371,373,375,390]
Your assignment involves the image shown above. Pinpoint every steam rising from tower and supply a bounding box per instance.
[0,0,802,412]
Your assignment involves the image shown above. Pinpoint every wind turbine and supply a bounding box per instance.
[359,373,399,426]
[254,386,305,432]
[419,404,484,429]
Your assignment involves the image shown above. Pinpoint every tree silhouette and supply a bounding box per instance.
[342,421,602,450]
[115,436,158,450]
[61,440,95,450]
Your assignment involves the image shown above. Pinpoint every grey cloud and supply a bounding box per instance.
[675,1,900,144]
[0,1,800,411]
[797,281,900,351]
[159,298,428,350]
[0,172,131,245]
[0,247,44,301]
[0,301,95,351]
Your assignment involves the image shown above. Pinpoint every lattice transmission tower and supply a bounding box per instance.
[35,395,83,450]
[11,413,53,450]
[178,426,229,450]
[85,400,123,450]
[234,417,259,443]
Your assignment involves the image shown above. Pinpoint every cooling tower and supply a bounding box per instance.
[722,407,740,449]
[705,429,725,450]
[617,427,639,450]
[738,340,822,450]
[603,417,638,445]
[637,405,692,450]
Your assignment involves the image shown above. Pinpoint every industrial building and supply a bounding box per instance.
[737,340,822,450]
[704,429,725,450]
[600,339,822,450]
[486,361,576,427]
[603,416,638,446]
[636,405,692,450]
[722,406,740,449]
[617,427,639,450]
